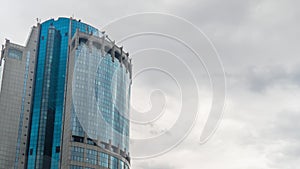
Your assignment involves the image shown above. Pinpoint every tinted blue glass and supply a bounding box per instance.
[73,45,131,151]
[94,54,131,150]
[8,48,23,60]
[85,149,97,165]
[120,160,125,169]
[99,152,109,167]
[110,156,119,169]
[71,146,84,162]
[28,17,100,169]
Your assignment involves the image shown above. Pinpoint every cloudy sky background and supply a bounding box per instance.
[0,0,300,169]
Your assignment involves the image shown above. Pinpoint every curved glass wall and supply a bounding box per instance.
[72,41,131,151]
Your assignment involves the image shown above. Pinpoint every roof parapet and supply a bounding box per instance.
[71,31,132,79]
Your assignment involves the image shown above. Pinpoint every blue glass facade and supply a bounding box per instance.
[27,18,100,169]
[72,43,131,151]
[68,37,131,168]
[95,53,131,150]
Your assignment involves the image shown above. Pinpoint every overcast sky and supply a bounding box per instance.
[1,0,300,169]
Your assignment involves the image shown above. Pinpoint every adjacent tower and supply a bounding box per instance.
[0,25,40,169]
[0,17,132,169]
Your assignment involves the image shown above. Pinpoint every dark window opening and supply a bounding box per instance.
[125,156,131,164]
[87,138,97,146]
[79,38,88,44]
[115,51,121,60]
[72,135,84,143]
[55,146,60,153]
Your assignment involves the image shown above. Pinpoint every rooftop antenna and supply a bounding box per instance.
[36,18,41,24]
[106,35,113,43]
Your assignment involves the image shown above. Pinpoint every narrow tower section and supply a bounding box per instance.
[0,25,40,169]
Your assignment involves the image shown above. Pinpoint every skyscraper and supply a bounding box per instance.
[0,17,132,169]
[0,26,40,169]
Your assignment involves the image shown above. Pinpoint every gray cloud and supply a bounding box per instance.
[133,160,175,169]
[237,65,300,92]
[1,0,299,169]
